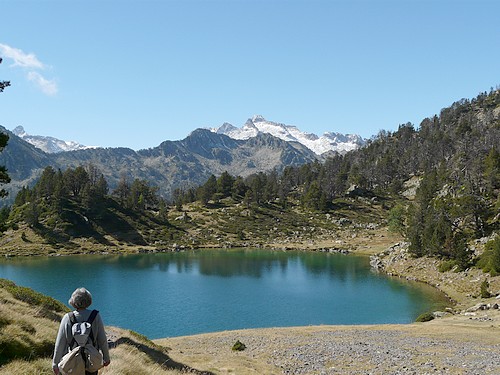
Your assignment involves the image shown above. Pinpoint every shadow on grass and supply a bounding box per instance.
[114,337,215,375]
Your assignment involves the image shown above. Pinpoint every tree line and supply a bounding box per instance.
[173,89,500,271]
[1,85,499,273]
[11,164,166,229]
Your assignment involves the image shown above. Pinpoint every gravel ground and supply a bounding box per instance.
[264,329,499,374]
[158,313,500,375]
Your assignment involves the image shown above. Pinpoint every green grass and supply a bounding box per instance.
[0,279,68,313]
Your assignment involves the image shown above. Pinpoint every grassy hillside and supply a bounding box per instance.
[0,191,398,257]
[0,279,211,375]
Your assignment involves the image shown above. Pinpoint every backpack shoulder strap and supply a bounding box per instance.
[87,310,99,325]
[86,310,99,346]
[68,311,77,325]
[68,311,78,348]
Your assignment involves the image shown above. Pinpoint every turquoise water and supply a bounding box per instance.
[0,249,448,339]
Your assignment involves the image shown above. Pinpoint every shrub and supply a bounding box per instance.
[438,260,455,273]
[415,312,435,322]
[232,340,246,351]
[0,279,68,312]
[480,279,492,299]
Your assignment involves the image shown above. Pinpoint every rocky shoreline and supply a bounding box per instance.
[368,241,500,312]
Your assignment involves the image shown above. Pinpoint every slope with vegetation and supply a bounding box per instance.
[1,90,500,277]
[0,279,213,374]
[0,161,395,256]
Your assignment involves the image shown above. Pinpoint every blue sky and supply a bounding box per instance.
[1,0,499,150]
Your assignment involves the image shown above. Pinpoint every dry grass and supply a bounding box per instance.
[99,342,180,375]
[0,287,62,365]
[0,358,54,374]
[0,282,208,375]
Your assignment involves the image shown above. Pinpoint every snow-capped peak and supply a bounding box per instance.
[251,115,266,123]
[210,116,365,155]
[12,126,28,138]
[12,126,98,153]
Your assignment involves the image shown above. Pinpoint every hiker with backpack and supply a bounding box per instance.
[52,287,111,375]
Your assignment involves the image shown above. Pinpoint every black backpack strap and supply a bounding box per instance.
[87,309,99,324]
[68,311,77,348]
[86,310,99,346]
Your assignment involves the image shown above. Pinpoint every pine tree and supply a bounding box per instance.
[217,171,234,198]
[0,133,9,198]
[0,57,11,198]
[484,148,500,194]
[0,57,10,93]
[199,175,217,206]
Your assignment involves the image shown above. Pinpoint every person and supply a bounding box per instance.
[52,287,111,375]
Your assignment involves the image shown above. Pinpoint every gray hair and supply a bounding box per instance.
[68,287,92,309]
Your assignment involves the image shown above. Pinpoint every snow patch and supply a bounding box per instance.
[210,116,365,155]
[12,126,98,153]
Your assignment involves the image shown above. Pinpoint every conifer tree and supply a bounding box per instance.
[216,171,234,198]
[0,57,11,198]
[0,58,9,92]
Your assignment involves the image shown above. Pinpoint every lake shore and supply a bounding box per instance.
[155,311,500,375]
[150,231,500,374]
[2,225,499,374]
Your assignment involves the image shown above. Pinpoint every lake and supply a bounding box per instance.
[0,249,449,339]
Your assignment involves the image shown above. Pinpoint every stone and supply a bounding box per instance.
[466,303,487,312]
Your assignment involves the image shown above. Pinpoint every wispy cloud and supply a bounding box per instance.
[27,71,58,96]
[0,42,58,95]
[0,43,45,69]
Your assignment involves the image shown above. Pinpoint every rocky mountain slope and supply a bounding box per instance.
[0,126,319,202]
[211,115,365,155]
[13,116,365,157]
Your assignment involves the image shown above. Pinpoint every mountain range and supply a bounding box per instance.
[0,118,364,203]
[0,126,327,203]
[12,116,365,156]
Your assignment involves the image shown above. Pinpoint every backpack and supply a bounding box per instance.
[58,310,104,375]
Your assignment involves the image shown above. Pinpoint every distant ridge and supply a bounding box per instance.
[12,126,96,153]
[0,125,318,203]
[211,115,366,155]
[11,116,364,156]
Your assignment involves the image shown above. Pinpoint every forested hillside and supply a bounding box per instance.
[173,89,500,272]
[1,89,499,274]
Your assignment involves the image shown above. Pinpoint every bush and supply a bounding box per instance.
[480,279,492,299]
[415,312,435,322]
[438,260,455,273]
[232,340,246,351]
